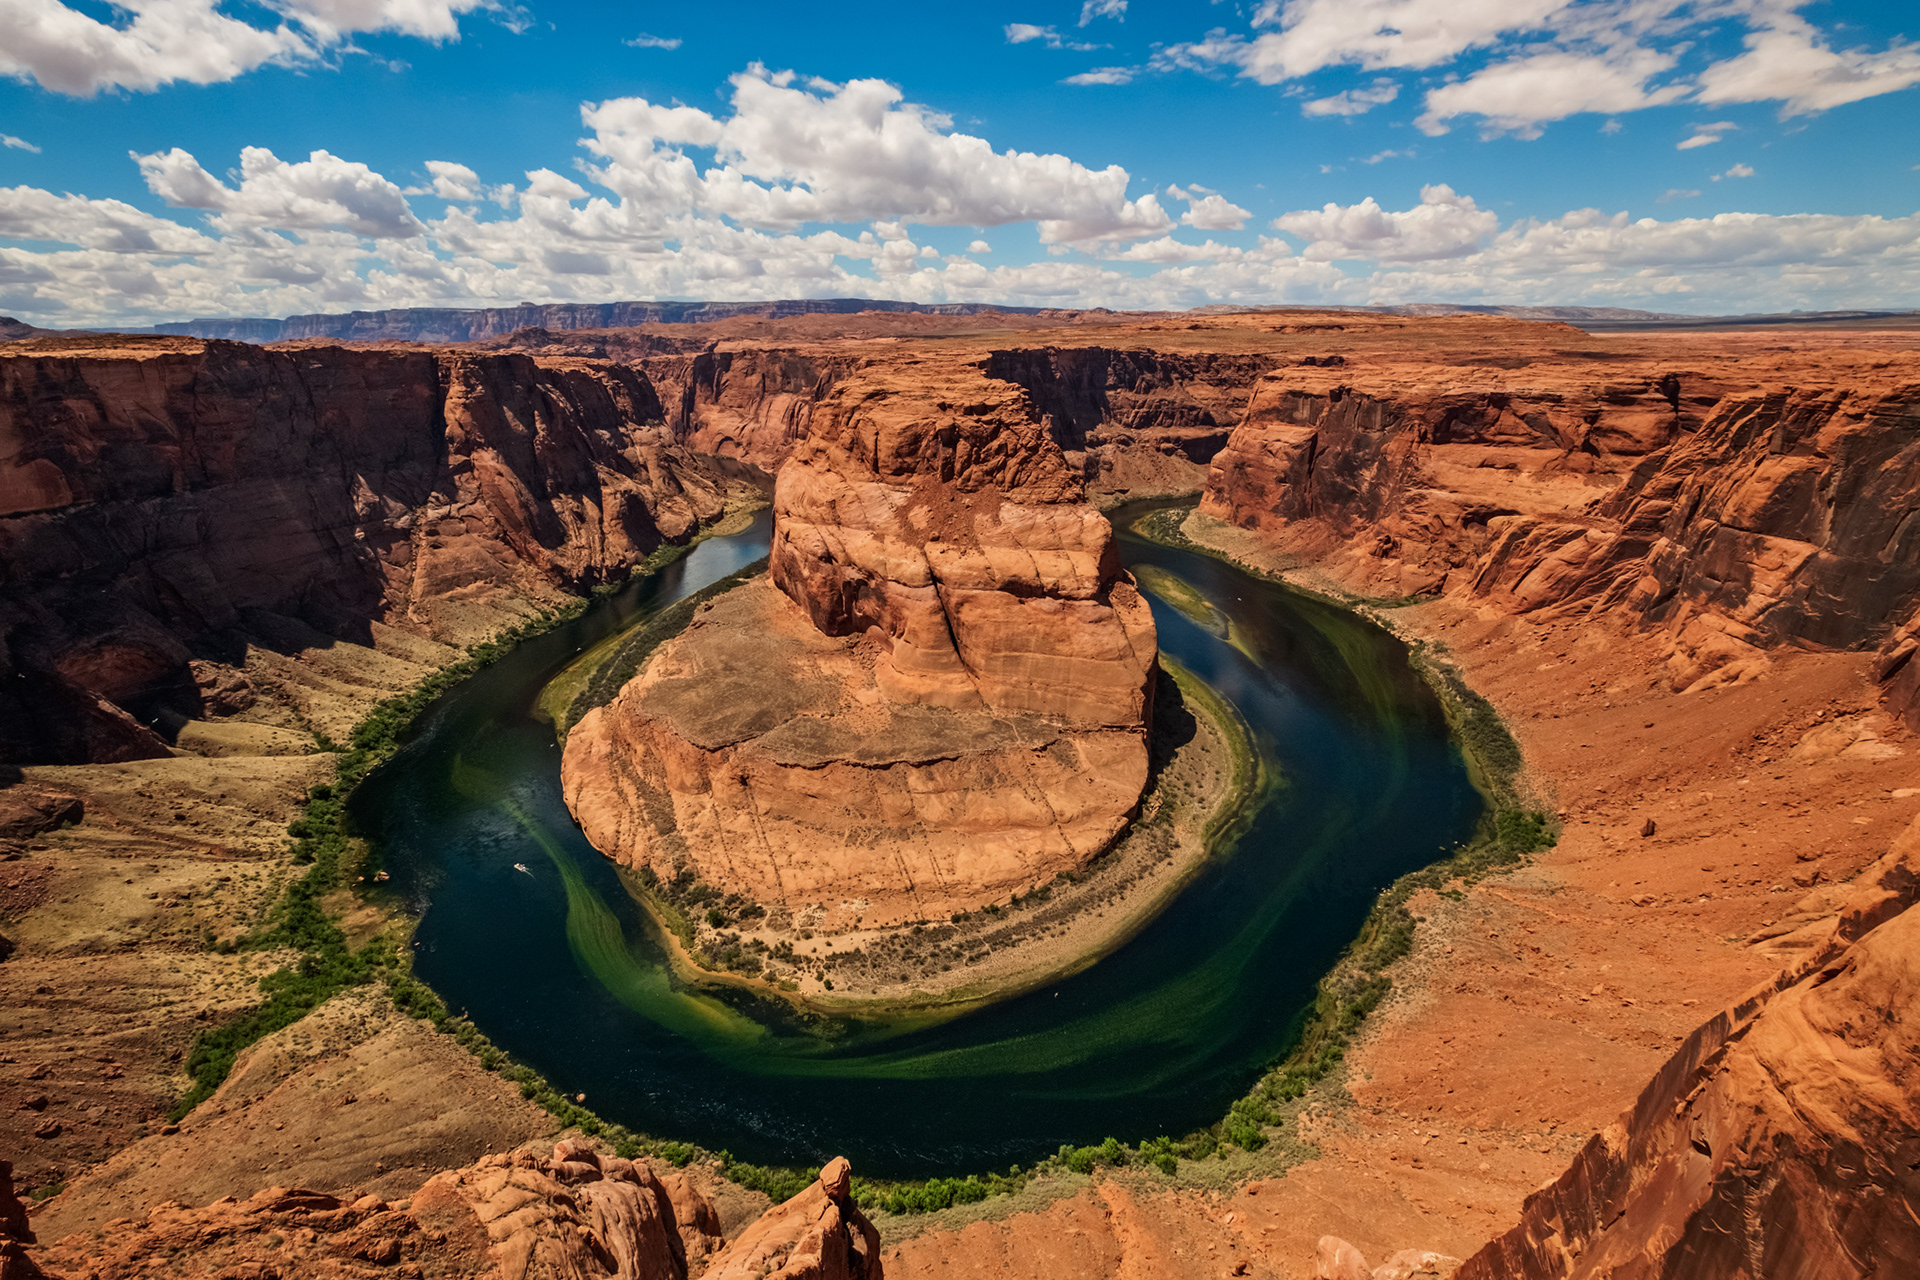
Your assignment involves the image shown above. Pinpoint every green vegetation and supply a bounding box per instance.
[1133,564,1229,639]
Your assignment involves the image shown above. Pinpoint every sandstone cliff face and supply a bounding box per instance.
[982,346,1271,495]
[1454,819,1920,1280]
[1198,355,1920,705]
[0,339,730,764]
[562,356,1156,926]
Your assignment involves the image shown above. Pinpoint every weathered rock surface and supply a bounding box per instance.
[1454,816,1920,1279]
[0,337,733,764]
[703,1157,881,1280]
[9,1146,875,1280]
[24,1140,730,1280]
[1198,338,1920,706]
[563,355,1156,925]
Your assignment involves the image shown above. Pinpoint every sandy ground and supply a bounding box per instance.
[881,519,1913,1278]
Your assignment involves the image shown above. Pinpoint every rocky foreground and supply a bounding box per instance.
[4,310,1920,1277]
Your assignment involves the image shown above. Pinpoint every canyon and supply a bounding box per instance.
[2,308,1919,1278]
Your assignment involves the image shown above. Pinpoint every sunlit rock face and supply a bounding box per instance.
[563,357,1157,929]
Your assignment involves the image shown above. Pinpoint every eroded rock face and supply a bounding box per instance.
[1198,355,1920,706]
[1455,820,1920,1280]
[563,358,1156,926]
[15,1147,878,1280]
[0,338,731,763]
[25,1140,728,1280]
[704,1157,882,1280]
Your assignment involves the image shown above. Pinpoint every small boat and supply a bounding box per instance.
[513,862,532,876]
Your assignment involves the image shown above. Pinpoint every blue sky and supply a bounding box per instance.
[1,0,1917,324]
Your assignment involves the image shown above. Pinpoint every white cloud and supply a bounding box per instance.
[1063,66,1134,85]
[0,185,214,253]
[136,146,425,238]
[579,67,1172,244]
[1302,78,1399,116]
[1698,15,1920,115]
[406,160,516,206]
[1658,188,1701,201]
[1417,48,1688,138]
[1677,120,1737,149]
[1361,148,1413,164]
[3,134,41,153]
[1160,1,1920,136]
[0,0,491,95]
[1005,23,1099,51]
[1158,0,1569,85]
[1079,0,1126,27]
[1168,185,1253,230]
[1272,183,1499,260]
[968,239,991,253]
[625,33,681,50]
[1714,162,1755,180]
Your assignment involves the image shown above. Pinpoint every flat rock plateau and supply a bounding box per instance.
[3,308,1919,1279]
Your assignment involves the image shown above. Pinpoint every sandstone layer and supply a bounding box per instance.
[0,337,737,764]
[563,355,1157,927]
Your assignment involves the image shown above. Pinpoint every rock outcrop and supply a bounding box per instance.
[562,357,1156,927]
[1198,346,1920,707]
[704,1157,882,1280]
[1453,817,1920,1279]
[12,1146,877,1280]
[0,337,734,764]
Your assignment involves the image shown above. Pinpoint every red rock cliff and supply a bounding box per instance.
[0,337,729,764]
[1198,348,1920,710]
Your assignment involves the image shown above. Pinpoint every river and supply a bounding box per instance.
[354,502,1482,1178]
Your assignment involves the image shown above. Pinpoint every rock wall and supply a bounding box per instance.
[982,346,1273,494]
[1454,819,1920,1280]
[1199,364,1920,708]
[0,338,730,764]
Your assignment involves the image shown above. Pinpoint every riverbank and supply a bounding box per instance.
[607,650,1265,1020]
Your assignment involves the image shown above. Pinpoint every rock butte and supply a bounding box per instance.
[3,310,1920,1278]
[562,357,1157,926]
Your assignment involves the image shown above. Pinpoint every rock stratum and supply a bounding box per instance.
[562,356,1157,927]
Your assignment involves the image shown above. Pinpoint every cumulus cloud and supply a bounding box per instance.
[1168,185,1253,231]
[1272,183,1498,260]
[136,146,425,238]
[1302,78,1399,116]
[0,0,492,95]
[968,239,991,253]
[405,160,516,206]
[1714,162,1755,180]
[1079,0,1126,27]
[0,185,215,253]
[579,66,1172,243]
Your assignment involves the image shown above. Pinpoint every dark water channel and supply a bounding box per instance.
[355,502,1482,1178]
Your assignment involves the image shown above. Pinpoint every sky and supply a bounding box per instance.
[0,0,1917,325]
